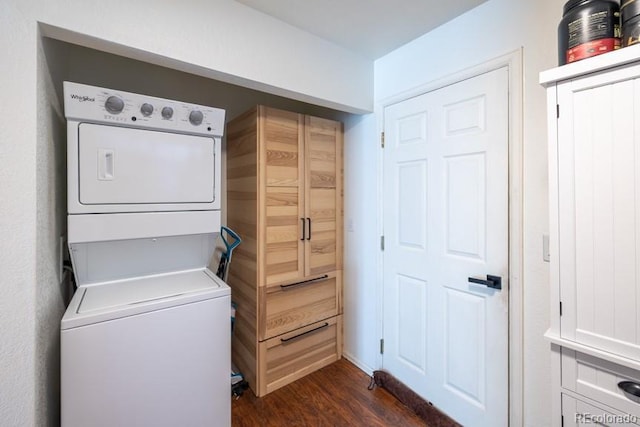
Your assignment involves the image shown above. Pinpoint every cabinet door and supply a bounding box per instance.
[304,116,342,276]
[557,64,640,361]
[260,107,306,285]
[561,348,640,419]
[561,393,639,426]
[78,124,215,205]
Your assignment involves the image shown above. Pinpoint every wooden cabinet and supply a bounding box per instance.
[226,106,343,396]
[541,46,640,426]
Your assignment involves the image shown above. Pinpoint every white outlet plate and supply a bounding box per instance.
[543,234,550,262]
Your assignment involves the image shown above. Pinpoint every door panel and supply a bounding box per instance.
[445,153,486,259]
[264,186,304,284]
[78,124,214,205]
[308,188,337,275]
[260,109,342,283]
[383,67,509,427]
[263,108,303,187]
[261,107,305,285]
[305,116,342,276]
[397,160,428,249]
[396,274,428,374]
[558,75,640,361]
[306,116,338,188]
[443,94,486,136]
[444,287,486,406]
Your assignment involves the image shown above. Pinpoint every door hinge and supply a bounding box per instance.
[381,131,385,148]
[556,104,560,119]
[380,235,385,251]
[380,338,384,354]
[560,301,563,316]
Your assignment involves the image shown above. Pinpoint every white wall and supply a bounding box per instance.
[342,113,379,373]
[1,1,372,425]
[37,0,372,114]
[1,0,569,425]
[46,40,351,123]
[1,3,38,426]
[364,0,563,425]
[35,34,70,427]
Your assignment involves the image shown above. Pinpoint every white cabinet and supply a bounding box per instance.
[561,394,640,426]
[541,45,640,426]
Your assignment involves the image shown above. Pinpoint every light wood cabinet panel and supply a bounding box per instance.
[261,272,340,341]
[306,116,342,276]
[265,185,304,285]
[227,105,343,397]
[263,108,303,187]
[261,107,305,286]
[259,315,342,396]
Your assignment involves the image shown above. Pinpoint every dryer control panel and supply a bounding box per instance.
[63,81,225,137]
[64,81,224,215]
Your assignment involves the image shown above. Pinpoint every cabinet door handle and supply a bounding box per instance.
[280,322,329,344]
[618,381,640,401]
[280,274,330,290]
[300,218,306,241]
[307,217,311,240]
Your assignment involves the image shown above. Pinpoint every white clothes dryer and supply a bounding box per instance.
[61,82,230,427]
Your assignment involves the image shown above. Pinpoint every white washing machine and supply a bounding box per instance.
[61,82,230,427]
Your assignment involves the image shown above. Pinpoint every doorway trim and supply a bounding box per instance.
[375,49,523,426]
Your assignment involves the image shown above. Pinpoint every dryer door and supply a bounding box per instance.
[78,123,215,206]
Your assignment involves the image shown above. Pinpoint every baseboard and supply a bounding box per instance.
[342,351,374,376]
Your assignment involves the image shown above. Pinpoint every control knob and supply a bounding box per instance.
[105,96,124,114]
[161,106,174,119]
[140,103,154,117]
[189,110,204,126]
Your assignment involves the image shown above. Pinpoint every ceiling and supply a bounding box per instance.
[236,0,488,59]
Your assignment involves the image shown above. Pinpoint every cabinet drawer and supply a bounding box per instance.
[562,393,640,426]
[261,272,340,340]
[258,315,342,396]
[562,348,640,419]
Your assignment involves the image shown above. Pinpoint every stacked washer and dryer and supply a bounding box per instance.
[60,82,231,426]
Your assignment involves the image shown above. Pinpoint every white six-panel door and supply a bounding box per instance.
[382,67,509,426]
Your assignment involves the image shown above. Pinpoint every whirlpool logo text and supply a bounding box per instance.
[69,94,95,102]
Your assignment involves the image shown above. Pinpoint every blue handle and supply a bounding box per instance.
[220,226,242,253]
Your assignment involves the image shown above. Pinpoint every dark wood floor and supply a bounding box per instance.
[232,359,425,426]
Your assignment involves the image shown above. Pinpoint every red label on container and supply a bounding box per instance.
[566,38,621,63]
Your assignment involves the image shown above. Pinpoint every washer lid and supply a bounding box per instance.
[62,269,230,329]
[68,227,219,287]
